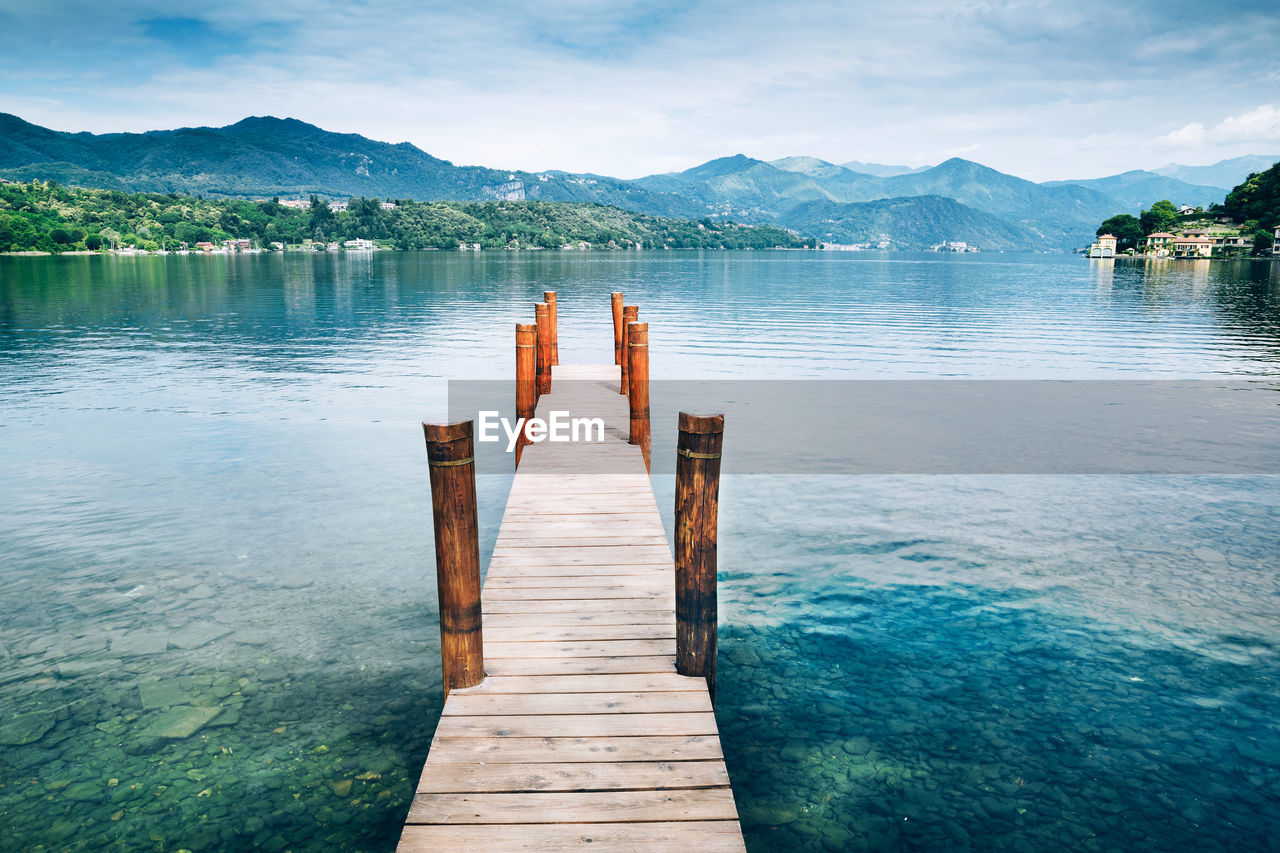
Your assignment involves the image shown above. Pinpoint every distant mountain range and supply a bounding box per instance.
[1,112,1275,251]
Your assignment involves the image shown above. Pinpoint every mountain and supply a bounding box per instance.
[0,112,706,219]
[1153,156,1280,191]
[870,158,1118,247]
[840,160,928,177]
[638,154,1117,247]
[634,154,881,221]
[770,156,853,180]
[0,112,1174,251]
[782,195,1041,251]
[1041,170,1226,211]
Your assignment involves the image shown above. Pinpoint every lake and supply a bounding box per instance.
[1,251,1278,852]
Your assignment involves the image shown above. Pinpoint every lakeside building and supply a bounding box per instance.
[1275,225,1280,256]
[279,199,310,209]
[327,201,348,212]
[932,240,978,253]
[1172,235,1213,258]
[1145,232,1175,256]
[343,239,375,250]
[1089,234,1117,258]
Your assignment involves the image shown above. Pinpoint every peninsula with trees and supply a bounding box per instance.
[1093,161,1280,259]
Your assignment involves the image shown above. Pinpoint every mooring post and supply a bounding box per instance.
[611,292,624,365]
[619,305,638,395]
[675,412,724,703]
[422,420,485,697]
[534,302,552,396]
[627,322,651,471]
[544,291,559,366]
[515,323,537,466]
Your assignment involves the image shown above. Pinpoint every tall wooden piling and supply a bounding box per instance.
[674,412,724,703]
[627,322,651,471]
[544,291,559,366]
[619,305,638,395]
[422,420,485,696]
[611,292,624,365]
[515,323,537,466]
[534,302,552,396]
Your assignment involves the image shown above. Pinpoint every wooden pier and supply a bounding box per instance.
[397,304,744,851]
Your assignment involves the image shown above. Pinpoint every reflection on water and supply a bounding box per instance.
[2,252,1279,851]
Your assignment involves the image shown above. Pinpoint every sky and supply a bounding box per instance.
[1,0,1279,181]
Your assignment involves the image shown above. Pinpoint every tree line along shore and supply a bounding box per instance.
[0,181,806,255]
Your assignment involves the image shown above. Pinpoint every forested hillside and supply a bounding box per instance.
[0,182,804,253]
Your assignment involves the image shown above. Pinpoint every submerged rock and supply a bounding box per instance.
[112,631,170,657]
[139,681,192,710]
[167,624,231,650]
[139,706,222,739]
[0,710,56,745]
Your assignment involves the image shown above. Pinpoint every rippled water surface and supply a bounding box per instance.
[2,252,1279,851]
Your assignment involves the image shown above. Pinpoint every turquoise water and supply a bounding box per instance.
[1,252,1278,851]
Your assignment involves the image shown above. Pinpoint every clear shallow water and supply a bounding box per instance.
[1,252,1279,851]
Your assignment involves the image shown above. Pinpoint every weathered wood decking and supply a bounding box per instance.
[397,363,745,852]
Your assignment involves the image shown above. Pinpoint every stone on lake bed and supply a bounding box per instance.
[139,681,191,710]
[167,624,232,650]
[208,708,240,728]
[0,709,56,745]
[112,631,170,656]
[330,779,352,797]
[742,800,803,826]
[140,705,222,739]
[63,781,101,802]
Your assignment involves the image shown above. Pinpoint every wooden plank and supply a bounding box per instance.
[483,574,669,589]
[482,625,675,642]
[432,712,720,739]
[486,560,672,573]
[397,821,745,852]
[417,760,730,793]
[486,550,675,563]
[423,734,724,764]
[481,612,672,628]
[484,590,674,603]
[482,599,676,614]
[482,639,676,658]
[483,656,677,676]
[406,788,739,824]
[450,674,702,694]
[443,691,712,717]
[491,547,672,562]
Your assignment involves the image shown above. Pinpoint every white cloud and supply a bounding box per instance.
[1160,105,1280,146]
[3,1,1280,180]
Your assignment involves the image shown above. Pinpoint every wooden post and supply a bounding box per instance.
[611,292,624,365]
[675,412,723,703]
[422,420,485,696]
[515,323,537,466]
[619,305,638,395]
[544,291,559,366]
[627,322,651,471]
[534,302,552,396]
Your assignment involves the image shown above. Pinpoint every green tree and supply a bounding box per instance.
[1221,161,1280,231]
[1097,214,1142,251]
[1139,200,1178,235]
